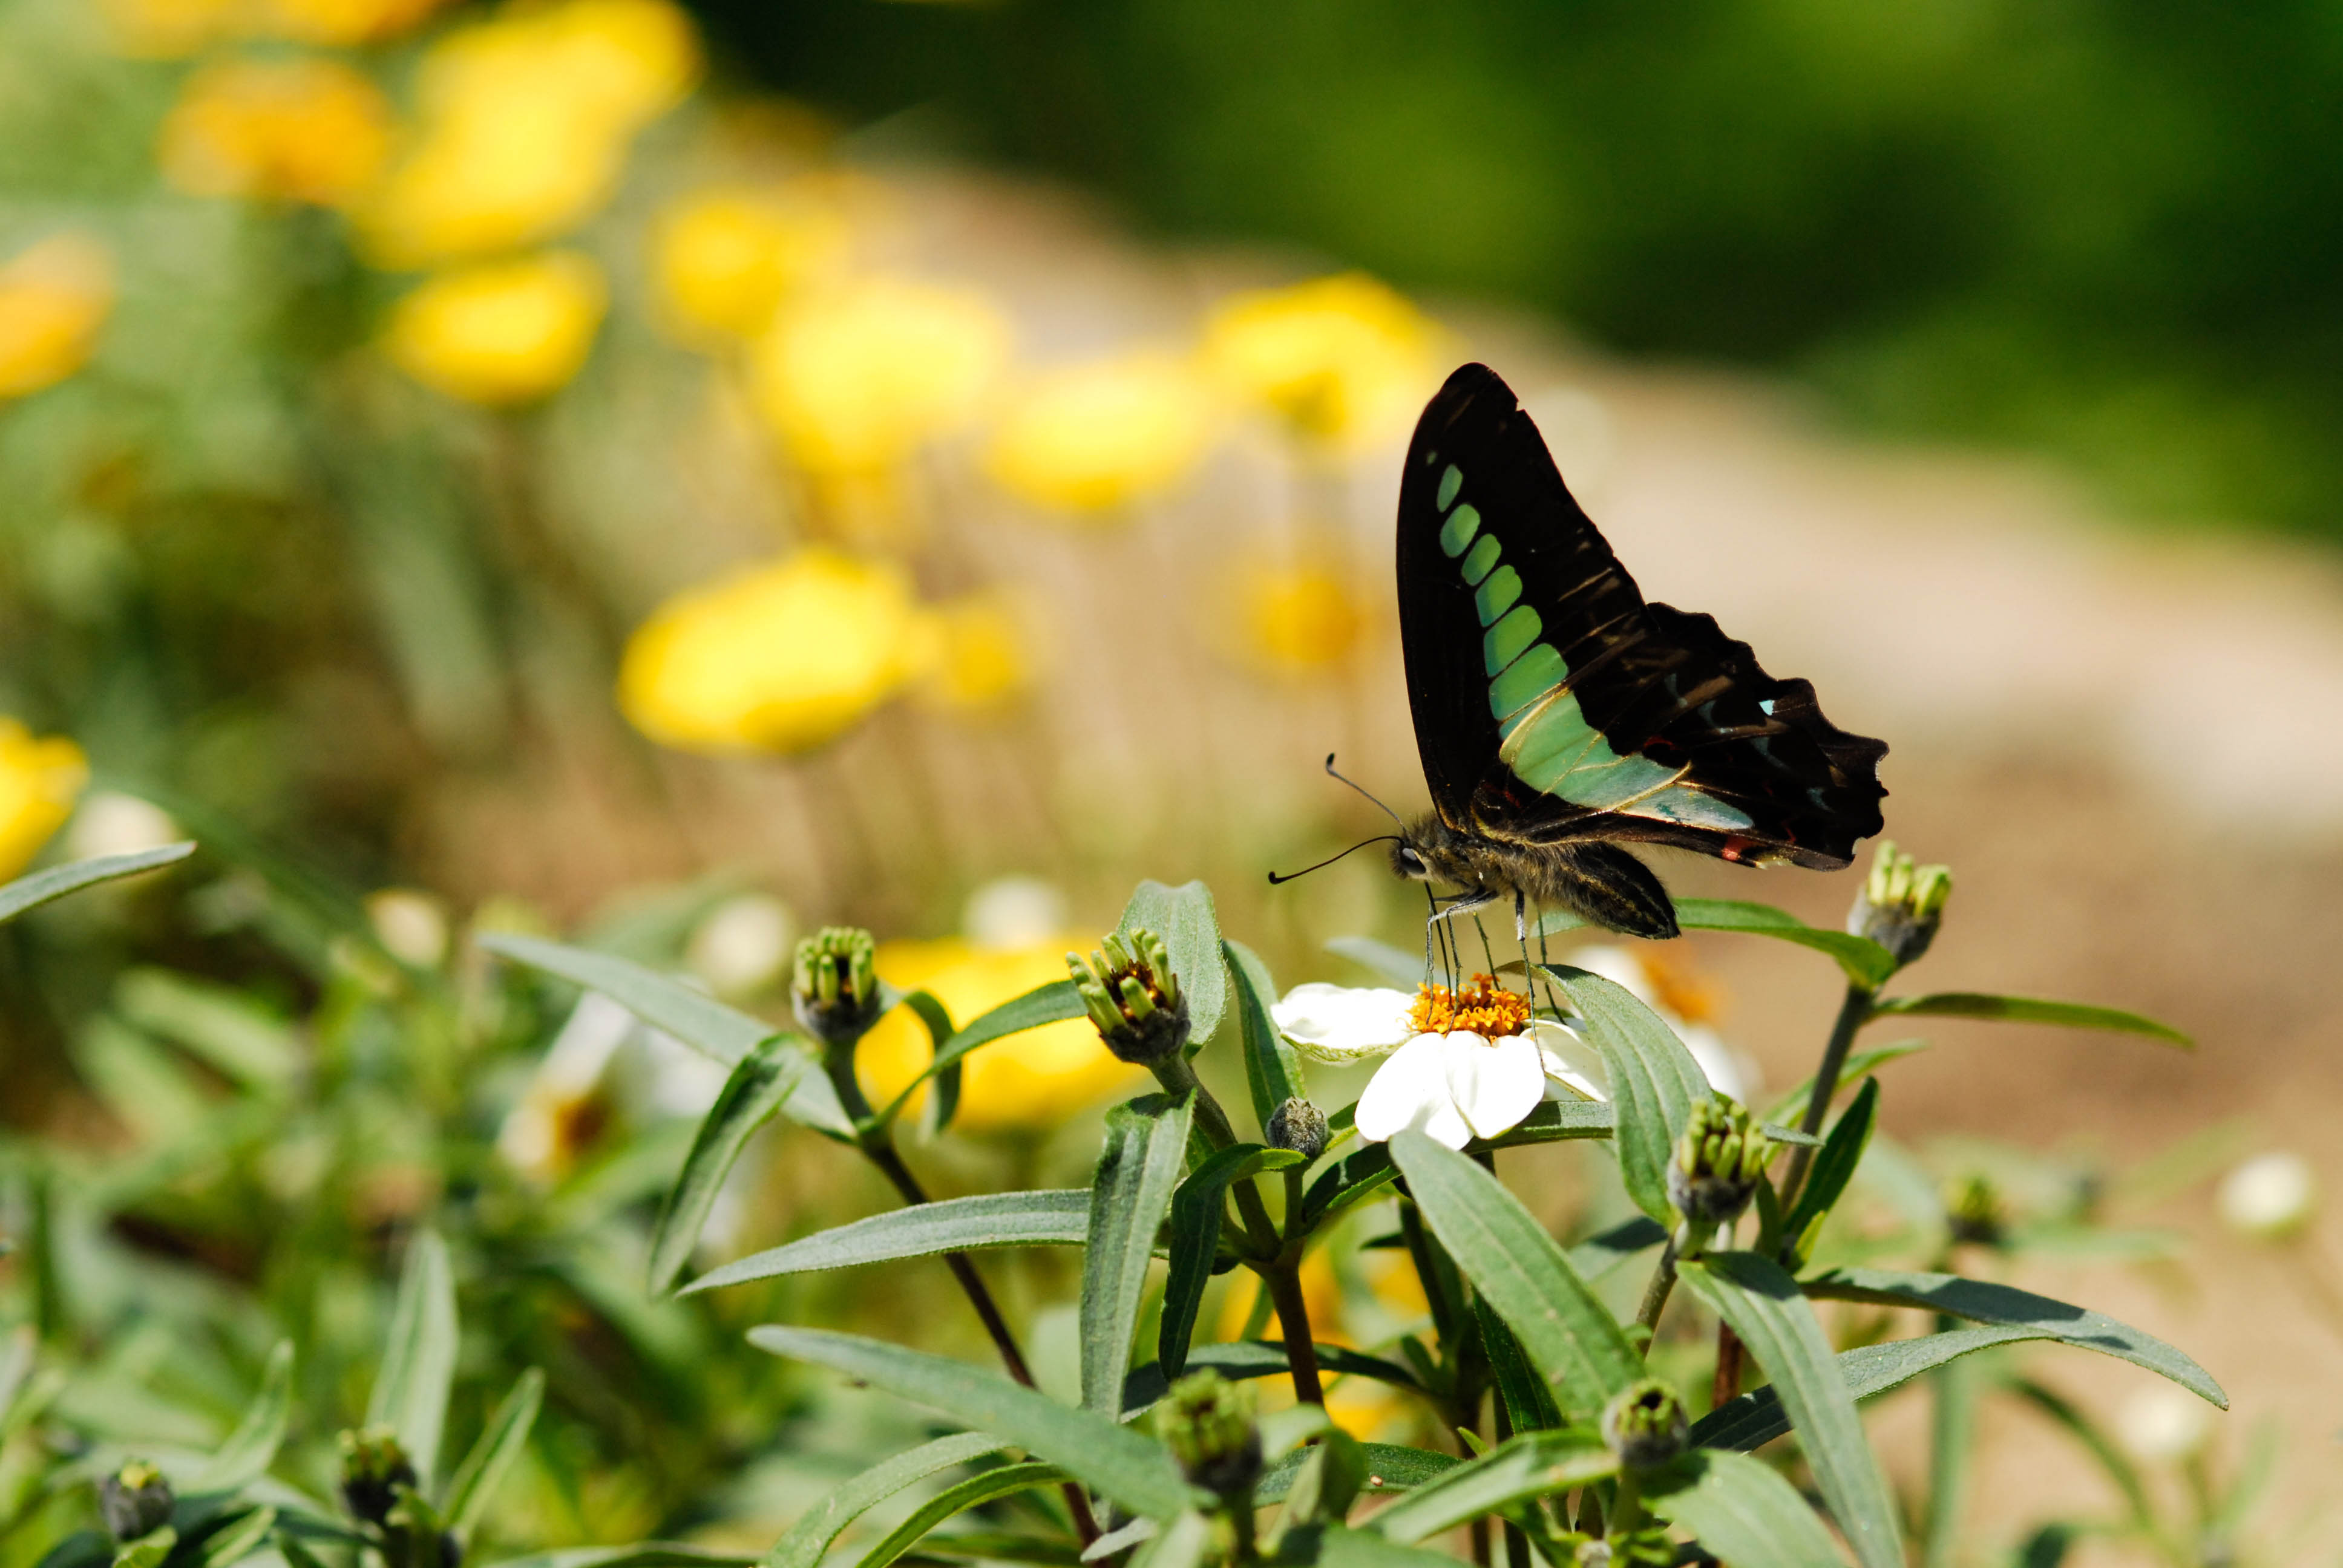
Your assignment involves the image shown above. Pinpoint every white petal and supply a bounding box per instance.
[1273,982,1416,1063]
[1682,1025,1754,1102]
[1562,945,1656,1007]
[1444,1031,1546,1140]
[1355,1034,1471,1148]
[1530,1019,1610,1102]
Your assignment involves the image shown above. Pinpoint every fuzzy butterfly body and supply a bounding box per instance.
[1388,363,1888,939]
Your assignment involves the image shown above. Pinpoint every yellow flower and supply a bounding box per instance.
[100,0,451,51]
[260,0,454,45]
[617,548,931,754]
[361,0,699,267]
[856,938,1141,1134]
[0,720,90,883]
[97,0,243,56]
[159,57,393,209]
[651,188,852,344]
[1203,273,1440,448]
[752,276,1011,478]
[0,234,114,400]
[915,595,1030,712]
[385,251,608,405]
[1235,561,1368,675]
[986,351,1218,514]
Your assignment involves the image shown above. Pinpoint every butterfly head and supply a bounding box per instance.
[1389,812,1478,890]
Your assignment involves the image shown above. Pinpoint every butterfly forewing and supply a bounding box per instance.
[1397,364,1886,870]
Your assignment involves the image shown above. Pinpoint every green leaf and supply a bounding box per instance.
[762,1433,1007,1568]
[1123,1343,1421,1415]
[1367,1431,1614,1543]
[1309,1524,1470,1568]
[747,1327,1199,1520]
[1473,1298,1561,1435]
[1323,936,1419,988]
[490,1547,757,1568]
[1116,881,1226,1051]
[1127,1512,1211,1568]
[1298,1145,1398,1233]
[1867,993,2190,1047]
[1763,1040,1928,1126]
[1677,1254,1902,1568]
[894,990,961,1132]
[367,1229,458,1484]
[114,970,301,1093]
[1689,1325,2046,1452]
[1258,1444,1458,1504]
[1782,1078,1879,1250]
[477,933,853,1137]
[1277,1428,1367,1531]
[1538,965,1706,1223]
[686,1192,1093,1294]
[850,1463,1067,1568]
[1224,940,1304,1132]
[1562,1217,1669,1282]
[1479,1099,1614,1148]
[1387,1132,1642,1421]
[1640,1449,1849,1568]
[878,984,1087,1126]
[650,1040,811,1293]
[1800,1267,2227,1406]
[0,844,195,927]
[191,1341,294,1492]
[444,1369,545,1536]
[201,1508,276,1568]
[1158,1146,1305,1377]
[1083,1094,1195,1416]
[1672,900,1898,990]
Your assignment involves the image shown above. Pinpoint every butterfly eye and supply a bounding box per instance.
[1398,846,1427,876]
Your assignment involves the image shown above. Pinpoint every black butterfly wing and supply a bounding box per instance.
[1397,363,1887,870]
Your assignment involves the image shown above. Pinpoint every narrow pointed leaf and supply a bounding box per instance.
[1867,992,2189,1047]
[200,1507,275,1568]
[1367,1431,1614,1542]
[1800,1266,2226,1405]
[1129,1512,1211,1568]
[1312,1524,1471,1568]
[1158,1145,1305,1377]
[367,1229,457,1483]
[763,1433,1006,1568]
[1481,1099,1613,1148]
[1782,1078,1879,1247]
[851,1463,1066,1568]
[1562,1217,1669,1281]
[1388,1132,1640,1420]
[878,984,1087,1126]
[1124,1343,1421,1416]
[490,1548,756,1568]
[1671,900,1898,990]
[894,990,962,1132]
[191,1341,294,1492]
[1299,1144,1398,1232]
[1640,1449,1849,1568]
[1257,1445,1456,1503]
[0,843,195,926]
[444,1369,544,1535]
[1116,881,1225,1051]
[1538,965,1706,1222]
[1689,1324,2047,1451]
[1473,1298,1561,1435]
[749,1327,1199,1518]
[1083,1094,1194,1416]
[1678,1253,1902,1568]
[650,1040,810,1293]
[1279,1428,1367,1530]
[687,1192,1092,1294]
[478,933,852,1137]
[1763,1040,1928,1126]
[1224,940,1304,1131]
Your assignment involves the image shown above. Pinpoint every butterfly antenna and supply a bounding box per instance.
[1322,754,1408,829]
[1266,835,1401,886]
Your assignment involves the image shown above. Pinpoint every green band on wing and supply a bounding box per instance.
[1437,464,1463,510]
[1439,503,1481,558]
[1474,566,1522,626]
[1487,642,1567,721]
[1460,533,1501,587]
[1484,604,1542,675]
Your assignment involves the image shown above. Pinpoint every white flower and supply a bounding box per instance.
[1273,982,1415,1063]
[1355,1020,1607,1149]
[2117,1385,2211,1463]
[2218,1150,2316,1240]
[1567,944,1757,1101]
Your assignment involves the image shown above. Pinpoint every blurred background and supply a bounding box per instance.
[3,0,2341,1562]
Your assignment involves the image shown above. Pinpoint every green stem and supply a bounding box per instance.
[1152,1053,1280,1252]
[1263,1263,1325,1406]
[1780,982,1876,1204]
[1634,1232,1684,1337]
[1607,1471,1644,1536]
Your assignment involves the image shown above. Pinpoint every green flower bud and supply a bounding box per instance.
[1849,841,1953,967]
[1945,1174,2006,1249]
[1599,1379,1689,1471]
[791,927,883,1047]
[1158,1370,1260,1500]
[338,1425,418,1528]
[1571,1528,1674,1567]
[98,1461,174,1543]
[1668,1093,1774,1227]
[1266,1097,1329,1161]
[1067,927,1189,1064]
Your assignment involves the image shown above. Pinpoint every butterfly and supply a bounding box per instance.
[1382,362,1888,941]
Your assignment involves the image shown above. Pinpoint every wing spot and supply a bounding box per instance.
[1474,564,1522,626]
[1436,463,1463,509]
[1439,503,1481,558]
[1484,604,1543,675]
[1460,532,1502,586]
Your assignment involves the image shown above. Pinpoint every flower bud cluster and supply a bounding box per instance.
[1945,1174,2007,1249]
[1668,1093,1774,1227]
[99,1461,174,1543]
[1849,840,1952,967]
[338,1425,418,1529]
[791,926,883,1047]
[1266,1097,1328,1161]
[1599,1379,1689,1471]
[1067,928,1189,1064]
[1159,1370,1262,1501]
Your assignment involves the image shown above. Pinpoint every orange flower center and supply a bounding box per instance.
[1409,975,1532,1039]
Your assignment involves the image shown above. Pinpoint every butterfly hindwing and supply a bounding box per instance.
[1397,363,1886,870]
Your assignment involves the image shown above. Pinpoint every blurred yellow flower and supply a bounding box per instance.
[857,938,1141,1134]
[101,0,450,52]
[652,188,852,344]
[0,234,114,400]
[98,0,242,56]
[385,251,608,405]
[618,548,931,754]
[916,596,1030,712]
[362,0,700,267]
[1236,562,1368,675]
[986,352,1218,514]
[1203,273,1440,448]
[159,58,393,209]
[0,720,90,883]
[262,0,454,45]
[753,276,1011,477]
